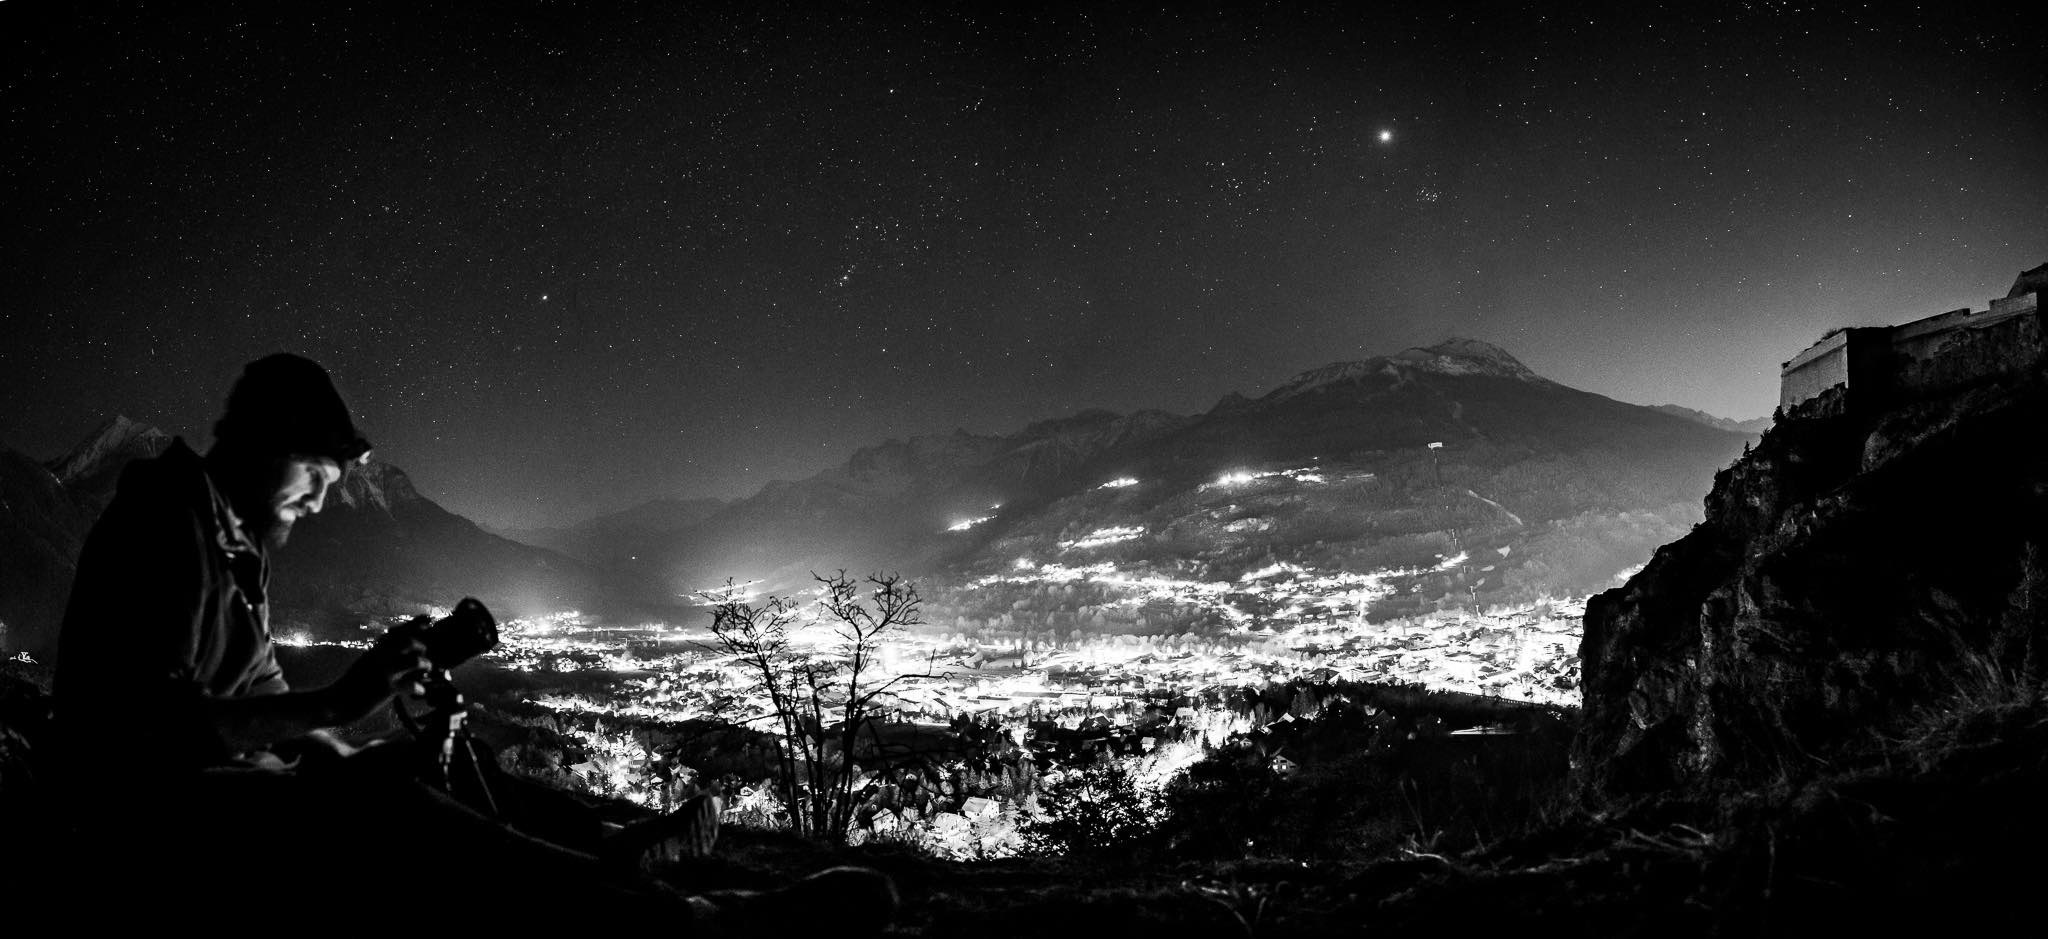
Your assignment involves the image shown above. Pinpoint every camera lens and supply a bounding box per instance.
[419,597,499,668]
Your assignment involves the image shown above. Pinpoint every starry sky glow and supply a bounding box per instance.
[4,2,2043,527]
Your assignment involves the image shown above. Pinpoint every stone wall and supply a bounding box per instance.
[1890,307,1978,368]
[1779,287,2044,417]
[1894,304,2042,398]
[1779,327,1895,414]
[1778,331,1851,412]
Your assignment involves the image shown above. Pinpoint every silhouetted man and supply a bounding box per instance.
[49,354,893,930]
[57,354,413,779]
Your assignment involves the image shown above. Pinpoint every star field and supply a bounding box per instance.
[3,2,2043,527]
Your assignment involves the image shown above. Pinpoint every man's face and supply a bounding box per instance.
[251,455,343,549]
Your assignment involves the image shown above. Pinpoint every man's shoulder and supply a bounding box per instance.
[111,438,204,494]
[104,440,214,513]
[91,440,218,543]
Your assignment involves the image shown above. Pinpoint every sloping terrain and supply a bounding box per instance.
[647,340,1749,637]
[270,456,626,628]
[650,408,1194,595]
[2,339,1749,657]
[1583,370,2048,797]
[1651,403,1772,436]
[0,443,84,659]
[495,496,729,567]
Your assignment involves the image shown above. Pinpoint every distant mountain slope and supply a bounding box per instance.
[1,415,170,657]
[7,339,1755,650]
[272,455,622,626]
[497,496,729,565]
[1109,338,1740,497]
[645,339,1752,623]
[0,442,87,658]
[653,408,1191,595]
[922,339,1751,624]
[47,415,172,517]
[1649,404,1771,436]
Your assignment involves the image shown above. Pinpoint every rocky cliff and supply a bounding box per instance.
[0,444,85,658]
[1580,367,2048,797]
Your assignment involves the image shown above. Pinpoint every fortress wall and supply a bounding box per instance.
[1894,305,2043,397]
[1778,269,2046,420]
[1890,308,1978,366]
[1990,292,2039,320]
[1780,331,1852,411]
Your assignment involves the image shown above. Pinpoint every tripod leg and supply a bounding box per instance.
[454,736,501,818]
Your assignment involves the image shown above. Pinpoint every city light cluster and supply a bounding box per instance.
[1200,466,1328,491]
[1059,525,1146,551]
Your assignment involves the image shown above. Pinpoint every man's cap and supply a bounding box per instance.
[213,353,372,464]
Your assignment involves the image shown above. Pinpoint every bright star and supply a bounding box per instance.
[1378,129,1394,144]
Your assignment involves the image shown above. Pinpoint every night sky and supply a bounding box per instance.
[4,2,2043,528]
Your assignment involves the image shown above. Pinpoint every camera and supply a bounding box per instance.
[394,597,500,669]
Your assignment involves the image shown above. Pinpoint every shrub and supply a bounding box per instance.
[1020,759,1164,857]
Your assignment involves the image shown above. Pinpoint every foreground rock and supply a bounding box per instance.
[1581,350,2048,797]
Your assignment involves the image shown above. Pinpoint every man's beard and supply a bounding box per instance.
[239,499,296,552]
[258,516,294,551]
[218,456,303,553]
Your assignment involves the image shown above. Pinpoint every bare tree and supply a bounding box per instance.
[703,571,924,842]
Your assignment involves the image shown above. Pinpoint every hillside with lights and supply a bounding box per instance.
[622,338,1750,624]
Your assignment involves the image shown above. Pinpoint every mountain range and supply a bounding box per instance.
[564,338,1757,627]
[1647,404,1772,436]
[2,338,1755,658]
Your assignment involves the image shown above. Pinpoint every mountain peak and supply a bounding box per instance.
[1389,337,1542,381]
[1419,337,1527,365]
[49,415,172,487]
[1262,338,1545,404]
[331,457,421,513]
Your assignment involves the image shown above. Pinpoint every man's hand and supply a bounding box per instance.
[329,633,432,725]
[272,727,377,769]
[207,632,430,754]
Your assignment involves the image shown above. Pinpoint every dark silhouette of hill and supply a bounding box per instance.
[642,339,1751,619]
[1649,403,1771,436]
[495,496,729,563]
[45,415,172,516]
[0,442,84,659]
[1341,335,2048,936]
[650,408,1193,595]
[3,337,1751,650]
[271,456,631,629]
[1093,338,1744,514]
[1582,371,2048,797]
[0,416,172,657]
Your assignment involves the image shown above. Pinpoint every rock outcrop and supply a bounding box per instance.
[0,444,85,658]
[1580,368,2048,798]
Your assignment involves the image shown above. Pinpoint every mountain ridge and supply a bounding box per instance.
[1647,404,1771,436]
[644,337,1751,612]
[4,336,1754,653]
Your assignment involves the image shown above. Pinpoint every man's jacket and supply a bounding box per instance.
[55,439,288,775]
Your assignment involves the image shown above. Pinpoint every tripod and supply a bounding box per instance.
[396,669,501,818]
